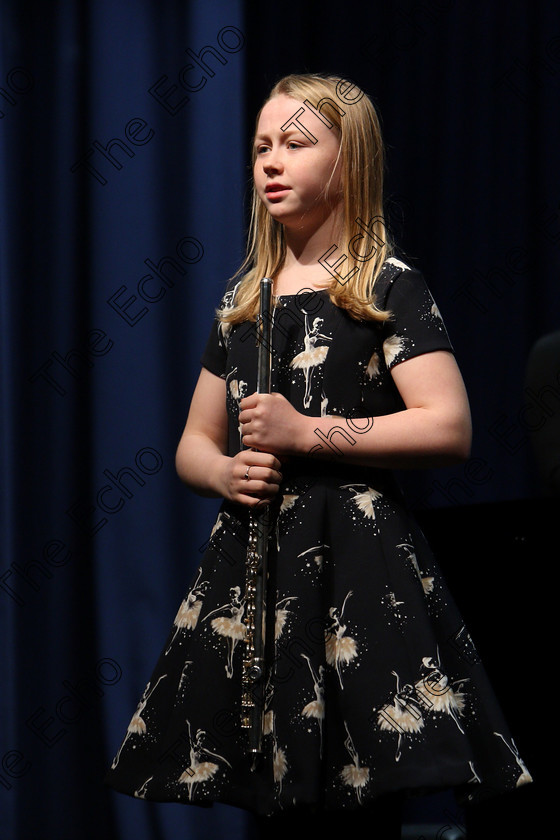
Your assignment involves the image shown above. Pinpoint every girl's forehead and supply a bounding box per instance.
[255,93,341,148]
[256,94,305,130]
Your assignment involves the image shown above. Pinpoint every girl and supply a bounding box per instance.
[105,74,531,835]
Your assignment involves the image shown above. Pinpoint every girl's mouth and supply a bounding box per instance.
[266,184,291,198]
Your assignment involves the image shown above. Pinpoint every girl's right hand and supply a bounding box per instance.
[217,450,283,508]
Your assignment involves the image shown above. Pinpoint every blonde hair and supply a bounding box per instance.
[222,73,394,324]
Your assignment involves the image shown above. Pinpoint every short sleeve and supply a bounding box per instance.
[200,318,227,378]
[199,280,241,378]
[381,263,454,369]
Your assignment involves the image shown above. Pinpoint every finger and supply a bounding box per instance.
[239,392,258,410]
[266,455,283,471]
[239,447,282,471]
[239,466,282,489]
[237,491,275,508]
[243,478,281,497]
[248,452,283,472]
[253,466,282,484]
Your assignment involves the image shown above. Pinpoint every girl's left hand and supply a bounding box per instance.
[239,392,305,456]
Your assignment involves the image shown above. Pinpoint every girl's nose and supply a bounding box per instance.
[263,150,283,174]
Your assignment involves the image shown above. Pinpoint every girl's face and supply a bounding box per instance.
[253,94,343,232]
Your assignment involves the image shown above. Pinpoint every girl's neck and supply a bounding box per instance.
[273,263,333,296]
[275,210,342,295]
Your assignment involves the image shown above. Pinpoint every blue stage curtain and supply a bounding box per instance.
[1,1,250,838]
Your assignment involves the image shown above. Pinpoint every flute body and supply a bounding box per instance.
[241,278,274,755]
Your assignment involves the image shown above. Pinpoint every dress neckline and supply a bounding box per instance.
[274,289,330,299]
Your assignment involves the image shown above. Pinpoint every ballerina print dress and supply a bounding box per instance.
[104,257,532,815]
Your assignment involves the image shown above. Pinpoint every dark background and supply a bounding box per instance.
[1,1,555,838]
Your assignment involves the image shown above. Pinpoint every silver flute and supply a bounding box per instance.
[241,277,274,755]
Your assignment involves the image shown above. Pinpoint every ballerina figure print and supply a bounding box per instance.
[202,586,246,678]
[134,775,153,799]
[493,732,533,787]
[386,591,405,609]
[275,595,298,641]
[275,491,300,551]
[227,368,248,447]
[209,510,229,539]
[377,670,425,761]
[325,590,358,689]
[397,541,434,594]
[177,660,193,694]
[297,542,329,573]
[382,332,405,367]
[341,483,383,523]
[165,567,209,654]
[279,492,299,514]
[339,721,370,803]
[111,674,167,769]
[269,709,288,794]
[301,654,325,756]
[467,760,482,785]
[290,315,331,409]
[414,650,467,733]
[365,350,381,380]
[178,720,232,800]
[217,281,241,345]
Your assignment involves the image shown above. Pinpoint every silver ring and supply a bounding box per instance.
[244,466,251,480]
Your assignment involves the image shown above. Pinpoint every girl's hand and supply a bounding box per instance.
[239,392,306,456]
[217,449,283,508]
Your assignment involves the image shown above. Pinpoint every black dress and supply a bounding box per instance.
[104,258,532,815]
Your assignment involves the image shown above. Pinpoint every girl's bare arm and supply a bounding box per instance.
[175,368,283,505]
[239,350,472,470]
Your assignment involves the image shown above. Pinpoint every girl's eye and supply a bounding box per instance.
[287,142,301,150]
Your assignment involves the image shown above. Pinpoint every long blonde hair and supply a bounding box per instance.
[222,73,394,324]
